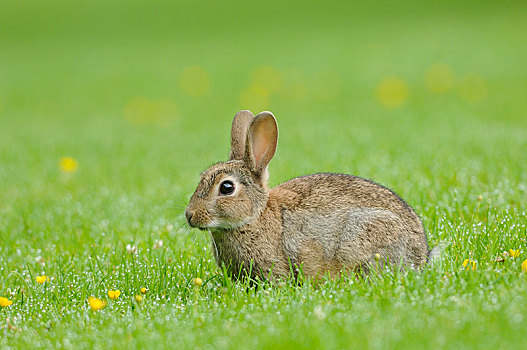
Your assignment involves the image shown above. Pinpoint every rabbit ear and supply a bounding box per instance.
[244,111,278,176]
[229,110,254,160]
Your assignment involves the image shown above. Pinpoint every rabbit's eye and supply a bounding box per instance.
[219,180,235,195]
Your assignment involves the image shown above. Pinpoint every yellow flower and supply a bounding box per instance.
[462,259,477,271]
[522,259,527,273]
[376,76,409,108]
[108,290,121,300]
[239,84,270,113]
[134,295,143,303]
[36,275,49,284]
[87,297,106,311]
[140,287,147,295]
[0,297,13,307]
[59,157,78,173]
[509,249,520,259]
[193,278,203,287]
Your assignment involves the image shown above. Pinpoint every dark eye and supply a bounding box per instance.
[219,180,235,195]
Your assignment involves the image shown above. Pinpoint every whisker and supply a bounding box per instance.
[209,230,219,259]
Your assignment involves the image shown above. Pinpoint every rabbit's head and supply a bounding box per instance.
[185,111,278,230]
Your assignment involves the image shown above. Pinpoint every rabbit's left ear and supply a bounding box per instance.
[244,111,278,176]
[229,110,254,160]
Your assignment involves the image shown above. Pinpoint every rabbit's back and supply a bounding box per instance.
[269,173,429,276]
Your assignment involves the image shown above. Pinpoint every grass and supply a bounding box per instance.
[1,0,527,348]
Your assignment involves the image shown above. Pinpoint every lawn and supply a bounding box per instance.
[1,0,527,348]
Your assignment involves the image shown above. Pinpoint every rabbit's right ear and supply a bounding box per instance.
[244,111,278,177]
[229,110,254,160]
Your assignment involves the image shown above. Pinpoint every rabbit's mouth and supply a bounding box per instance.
[186,211,226,230]
[186,206,249,231]
[191,219,233,231]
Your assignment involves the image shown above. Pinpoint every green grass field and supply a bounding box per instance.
[1,0,527,348]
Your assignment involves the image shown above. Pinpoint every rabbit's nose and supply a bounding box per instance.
[185,210,194,224]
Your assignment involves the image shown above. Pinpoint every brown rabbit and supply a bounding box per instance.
[185,110,430,280]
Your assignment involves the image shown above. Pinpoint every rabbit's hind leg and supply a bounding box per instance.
[336,208,414,273]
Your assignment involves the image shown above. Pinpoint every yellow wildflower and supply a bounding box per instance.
[522,259,527,273]
[36,275,49,284]
[376,76,409,108]
[108,290,121,300]
[193,278,203,287]
[462,259,477,271]
[135,295,143,303]
[59,156,78,173]
[239,84,270,113]
[87,297,106,311]
[509,249,520,259]
[140,287,147,294]
[0,297,13,307]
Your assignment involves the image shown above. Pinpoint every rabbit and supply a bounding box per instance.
[185,110,430,280]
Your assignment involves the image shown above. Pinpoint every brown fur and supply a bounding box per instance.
[185,111,429,280]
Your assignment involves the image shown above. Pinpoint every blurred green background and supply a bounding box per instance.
[1,1,527,348]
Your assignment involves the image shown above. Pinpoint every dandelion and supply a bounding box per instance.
[88,297,106,311]
[239,84,270,113]
[193,278,203,287]
[36,275,49,284]
[108,290,121,300]
[134,295,143,303]
[374,253,381,261]
[376,76,409,108]
[508,249,520,259]
[462,259,477,271]
[522,259,527,273]
[59,157,78,173]
[140,287,147,295]
[0,297,13,307]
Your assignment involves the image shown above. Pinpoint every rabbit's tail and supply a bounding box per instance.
[428,241,450,264]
